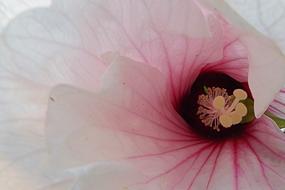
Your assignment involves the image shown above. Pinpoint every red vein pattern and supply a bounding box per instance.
[44,1,285,189]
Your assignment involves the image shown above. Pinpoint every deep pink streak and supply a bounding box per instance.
[244,135,285,182]
[170,146,204,190]
[127,141,207,159]
[273,99,285,107]
[144,142,215,184]
[136,69,191,132]
[180,47,201,98]
[201,37,246,71]
[178,39,206,100]
[203,57,247,71]
[140,1,180,106]
[269,106,285,116]
[263,162,285,182]
[119,129,202,143]
[223,38,239,49]
[177,36,190,99]
[206,142,225,190]
[233,139,239,190]
[187,143,219,190]
[118,86,191,135]
[156,31,179,106]
[248,128,285,143]
[244,138,274,190]
[107,99,193,137]
[246,133,285,159]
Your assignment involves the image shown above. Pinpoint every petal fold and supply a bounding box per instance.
[47,60,285,190]
[200,0,285,117]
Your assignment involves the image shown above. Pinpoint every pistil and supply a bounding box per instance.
[197,87,248,131]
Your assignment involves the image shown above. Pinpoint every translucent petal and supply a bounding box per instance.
[1,7,106,89]
[201,0,285,117]
[226,0,285,54]
[0,2,107,189]
[47,59,191,168]
[0,0,51,30]
[1,0,284,189]
[47,61,285,190]
[268,86,285,119]
[72,163,151,190]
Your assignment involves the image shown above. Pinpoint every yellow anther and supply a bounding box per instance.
[235,103,247,116]
[229,112,242,125]
[198,87,249,131]
[213,96,225,110]
[233,89,247,100]
[219,114,233,128]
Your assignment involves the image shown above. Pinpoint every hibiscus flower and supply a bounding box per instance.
[1,0,285,190]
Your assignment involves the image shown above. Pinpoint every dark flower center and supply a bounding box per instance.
[180,72,252,139]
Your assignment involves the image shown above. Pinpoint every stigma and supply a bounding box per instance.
[197,87,248,132]
[180,72,252,139]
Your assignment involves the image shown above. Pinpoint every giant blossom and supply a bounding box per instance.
[1,0,285,190]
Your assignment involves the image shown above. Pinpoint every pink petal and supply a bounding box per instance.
[1,0,284,189]
[125,14,248,105]
[200,0,285,117]
[51,0,250,105]
[268,87,285,119]
[47,60,285,189]
[235,116,285,190]
[47,58,191,168]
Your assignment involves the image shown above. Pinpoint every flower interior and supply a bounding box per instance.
[180,72,253,139]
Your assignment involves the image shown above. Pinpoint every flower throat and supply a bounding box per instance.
[180,72,253,139]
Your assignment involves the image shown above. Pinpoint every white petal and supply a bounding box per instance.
[201,0,285,117]
[0,0,51,31]
[0,2,107,189]
[1,7,106,89]
[226,0,285,54]
[72,163,150,190]
[243,35,285,117]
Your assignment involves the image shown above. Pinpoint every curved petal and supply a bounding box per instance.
[1,0,285,189]
[1,7,106,89]
[1,0,240,108]
[226,0,285,54]
[71,163,150,190]
[268,86,285,119]
[243,35,285,118]
[0,3,106,189]
[47,60,285,189]
[201,0,285,118]
[46,58,193,169]
[40,162,156,190]
[0,151,57,190]
[49,0,251,104]
[200,116,285,190]
[47,0,213,68]
[1,0,252,121]
[237,116,285,190]
[132,16,248,104]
